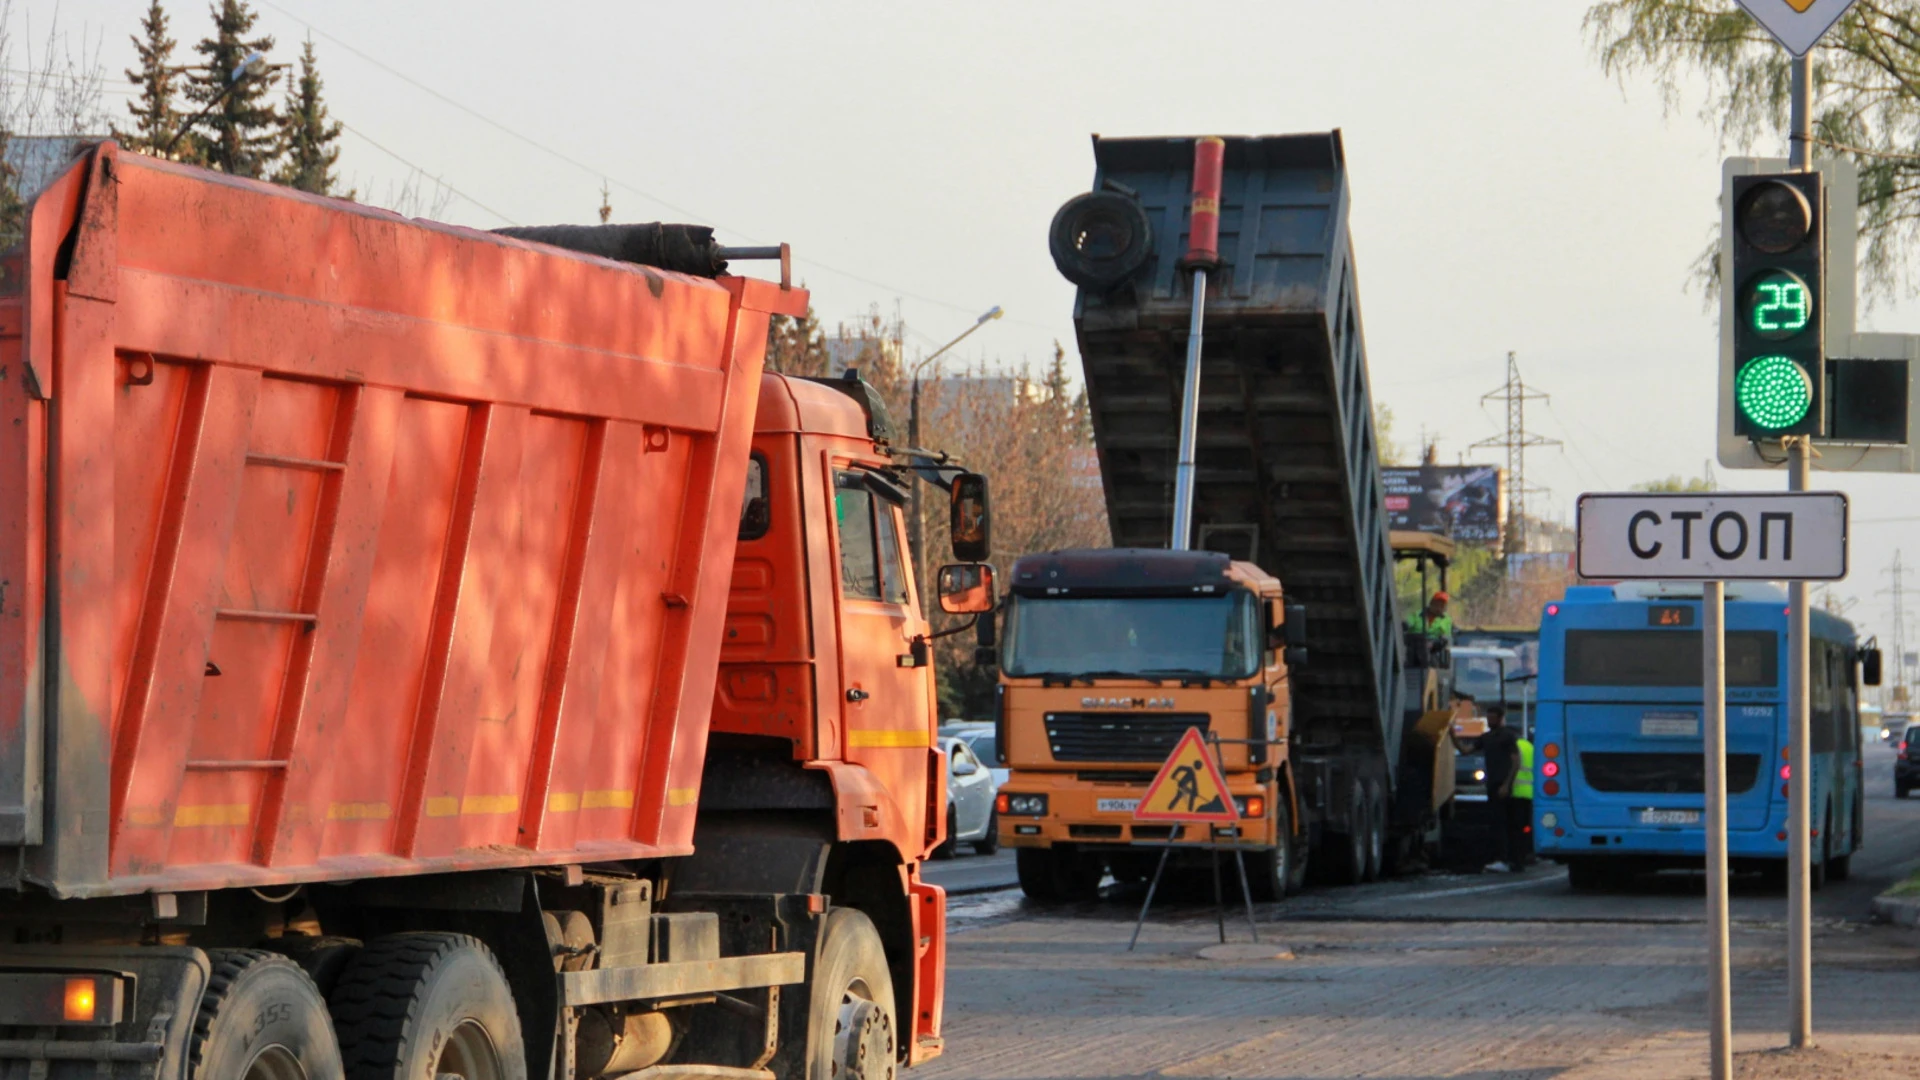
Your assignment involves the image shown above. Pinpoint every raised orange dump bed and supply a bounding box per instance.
[0,144,805,897]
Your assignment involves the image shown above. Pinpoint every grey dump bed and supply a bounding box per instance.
[1068,131,1405,774]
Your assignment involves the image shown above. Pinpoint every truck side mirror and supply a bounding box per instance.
[1284,646,1309,670]
[937,563,995,614]
[1863,647,1883,687]
[950,473,991,562]
[1283,603,1308,648]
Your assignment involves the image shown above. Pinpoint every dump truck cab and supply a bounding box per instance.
[993,548,1306,900]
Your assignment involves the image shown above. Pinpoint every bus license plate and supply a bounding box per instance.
[1096,798,1140,814]
[1637,808,1701,826]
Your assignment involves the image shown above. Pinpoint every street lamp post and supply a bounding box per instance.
[160,50,272,159]
[907,305,1003,603]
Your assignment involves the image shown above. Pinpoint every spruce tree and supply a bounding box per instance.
[115,2,181,155]
[273,37,342,195]
[185,0,276,177]
[0,130,24,252]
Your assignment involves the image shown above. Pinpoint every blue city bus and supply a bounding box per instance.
[1533,581,1866,890]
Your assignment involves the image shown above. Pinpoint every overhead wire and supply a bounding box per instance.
[339,121,517,226]
[255,0,1065,338]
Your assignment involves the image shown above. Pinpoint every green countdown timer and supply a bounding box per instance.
[1744,270,1813,340]
[1735,354,1813,431]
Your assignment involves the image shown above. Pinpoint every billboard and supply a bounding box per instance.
[1382,465,1504,544]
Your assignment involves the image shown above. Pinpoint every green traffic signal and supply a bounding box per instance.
[1735,354,1813,431]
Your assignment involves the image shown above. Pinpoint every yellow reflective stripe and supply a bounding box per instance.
[667,788,699,807]
[587,789,637,810]
[846,729,931,748]
[327,801,391,821]
[547,793,581,813]
[425,795,520,818]
[173,804,249,827]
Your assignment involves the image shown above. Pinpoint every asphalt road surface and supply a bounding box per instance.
[921,738,1920,1079]
[922,848,1018,895]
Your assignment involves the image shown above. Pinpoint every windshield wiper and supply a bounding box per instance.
[1136,668,1222,687]
[1033,670,1166,686]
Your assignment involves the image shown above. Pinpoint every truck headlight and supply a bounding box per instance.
[1005,793,1048,816]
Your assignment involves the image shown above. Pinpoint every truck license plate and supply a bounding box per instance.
[1637,808,1701,826]
[1096,798,1140,814]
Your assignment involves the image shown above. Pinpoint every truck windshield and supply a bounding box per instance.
[1001,592,1262,681]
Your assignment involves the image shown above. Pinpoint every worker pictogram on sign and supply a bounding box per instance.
[1133,727,1237,824]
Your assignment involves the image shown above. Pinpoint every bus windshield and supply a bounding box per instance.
[1564,629,1777,688]
[1002,592,1262,681]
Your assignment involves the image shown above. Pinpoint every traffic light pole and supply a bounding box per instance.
[1704,580,1732,1080]
[1785,52,1815,1053]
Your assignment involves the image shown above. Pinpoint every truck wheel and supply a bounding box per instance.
[190,949,344,1080]
[974,810,1000,855]
[1361,782,1385,883]
[1321,786,1368,886]
[1248,798,1293,901]
[1049,191,1153,291]
[329,933,526,1080]
[1016,848,1063,901]
[932,807,958,860]
[1285,819,1312,896]
[808,908,897,1080]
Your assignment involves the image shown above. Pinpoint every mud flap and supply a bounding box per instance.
[0,944,206,1079]
[907,875,945,1064]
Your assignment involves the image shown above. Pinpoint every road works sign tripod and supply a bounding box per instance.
[1578,490,1849,1080]
[1125,727,1262,952]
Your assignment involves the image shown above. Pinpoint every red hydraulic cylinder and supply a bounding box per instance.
[1183,136,1225,268]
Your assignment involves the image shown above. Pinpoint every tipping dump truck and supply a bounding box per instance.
[0,143,991,1080]
[994,131,1454,899]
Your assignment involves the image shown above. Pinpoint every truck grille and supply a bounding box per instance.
[1580,752,1760,794]
[1043,713,1209,762]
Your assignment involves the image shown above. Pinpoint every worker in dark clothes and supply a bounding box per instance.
[1480,704,1522,873]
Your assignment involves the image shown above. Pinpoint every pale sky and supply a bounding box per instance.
[26,0,1920,658]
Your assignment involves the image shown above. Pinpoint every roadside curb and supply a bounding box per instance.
[1868,890,1920,927]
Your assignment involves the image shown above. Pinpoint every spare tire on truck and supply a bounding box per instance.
[1049,191,1153,291]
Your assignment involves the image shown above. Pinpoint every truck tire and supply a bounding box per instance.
[932,806,958,860]
[1361,781,1385,883]
[1015,848,1100,902]
[190,949,345,1080]
[1320,786,1368,886]
[1286,820,1312,895]
[1049,191,1153,291]
[1248,799,1293,901]
[1016,848,1062,901]
[328,933,527,1080]
[807,908,897,1080]
[974,810,1000,855]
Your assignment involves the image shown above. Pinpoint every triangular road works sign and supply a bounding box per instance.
[1735,0,1858,57]
[1133,727,1237,825]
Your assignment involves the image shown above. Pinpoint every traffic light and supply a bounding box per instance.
[1729,171,1824,438]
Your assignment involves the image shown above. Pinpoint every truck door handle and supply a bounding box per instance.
[846,688,870,702]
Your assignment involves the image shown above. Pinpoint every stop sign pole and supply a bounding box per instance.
[1577,490,1848,1080]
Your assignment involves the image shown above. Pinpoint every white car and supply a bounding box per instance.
[940,721,1009,788]
[934,734,999,857]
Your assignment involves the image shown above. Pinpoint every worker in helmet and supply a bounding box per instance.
[1407,590,1454,641]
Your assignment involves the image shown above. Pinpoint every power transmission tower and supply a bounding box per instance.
[1470,351,1560,555]
[1881,551,1914,710]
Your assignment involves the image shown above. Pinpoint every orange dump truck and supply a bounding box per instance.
[0,144,990,1080]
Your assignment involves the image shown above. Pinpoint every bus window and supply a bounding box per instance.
[1564,630,1778,688]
